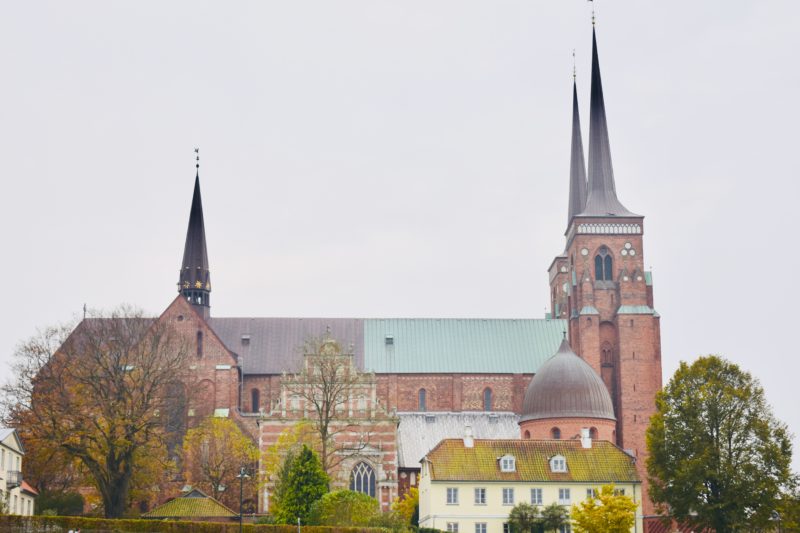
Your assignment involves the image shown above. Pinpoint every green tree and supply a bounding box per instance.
[570,485,637,533]
[646,355,793,533]
[539,502,569,532]
[182,417,259,508]
[507,502,541,533]
[308,490,380,526]
[272,445,329,524]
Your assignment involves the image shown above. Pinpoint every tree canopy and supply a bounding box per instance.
[182,416,259,509]
[646,355,793,533]
[392,487,419,527]
[2,307,194,518]
[308,490,380,526]
[570,485,637,533]
[271,445,329,524]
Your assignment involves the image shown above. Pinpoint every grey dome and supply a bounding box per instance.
[520,339,616,422]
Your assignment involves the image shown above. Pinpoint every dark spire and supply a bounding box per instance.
[581,28,637,217]
[178,152,211,317]
[567,79,588,225]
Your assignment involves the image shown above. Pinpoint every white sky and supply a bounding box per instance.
[1,1,798,472]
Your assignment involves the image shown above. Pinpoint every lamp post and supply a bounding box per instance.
[236,466,251,533]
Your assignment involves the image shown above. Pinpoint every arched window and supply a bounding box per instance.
[349,462,376,497]
[594,247,613,281]
[251,388,260,413]
[196,331,203,358]
[551,427,561,440]
[418,389,427,411]
[483,388,492,411]
[524,430,531,439]
[590,427,598,439]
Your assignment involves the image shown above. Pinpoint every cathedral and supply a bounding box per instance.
[135,26,661,528]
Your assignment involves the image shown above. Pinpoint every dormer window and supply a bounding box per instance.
[500,455,516,472]
[550,455,567,473]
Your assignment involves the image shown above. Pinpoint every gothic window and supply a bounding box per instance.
[196,331,203,358]
[418,389,427,411]
[551,427,561,439]
[601,343,614,366]
[349,462,376,498]
[251,388,260,413]
[483,388,492,411]
[594,246,613,281]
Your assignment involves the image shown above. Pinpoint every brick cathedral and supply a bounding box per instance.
[133,26,661,527]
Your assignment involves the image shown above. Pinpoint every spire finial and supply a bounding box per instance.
[194,147,200,171]
[563,330,567,340]
[572,49,576,80]
[588,0,595,27]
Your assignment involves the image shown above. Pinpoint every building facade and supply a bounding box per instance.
[418,437,643,533]
[1,428,37,516]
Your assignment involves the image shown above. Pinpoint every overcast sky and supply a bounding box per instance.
[1,1,799,471]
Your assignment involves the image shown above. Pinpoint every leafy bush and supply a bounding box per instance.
[35,490,85,516]
[309,490,380,526]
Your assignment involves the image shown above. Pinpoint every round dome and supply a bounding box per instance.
[520,339,616,422]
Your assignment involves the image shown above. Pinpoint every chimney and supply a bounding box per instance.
[580,428,592,449]
[464,425,474,448]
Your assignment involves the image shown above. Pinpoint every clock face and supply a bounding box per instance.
[625,242,632,249]
[581,248,589,256]
[629,249,636,256]
[560,265,567,273]
[621,249,628,256]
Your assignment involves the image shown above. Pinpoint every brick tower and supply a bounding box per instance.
[548,28,662,518]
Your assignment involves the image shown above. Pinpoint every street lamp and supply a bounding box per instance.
[236,466,251,533]
[770,510,782,533]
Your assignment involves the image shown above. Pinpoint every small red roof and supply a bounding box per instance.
[20,481,38,496]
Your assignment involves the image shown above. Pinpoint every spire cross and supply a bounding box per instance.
[194,147,200,169]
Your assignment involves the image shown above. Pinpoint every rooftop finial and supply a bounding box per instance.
[572,49,576,80]
[589,0,596,26]
[194,147,200,170]
[563,330,567,340]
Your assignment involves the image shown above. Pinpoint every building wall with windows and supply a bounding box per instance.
[0,429,36,516]
[418,438,642,533]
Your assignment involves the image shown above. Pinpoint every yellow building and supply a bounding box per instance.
[419,433,642,533]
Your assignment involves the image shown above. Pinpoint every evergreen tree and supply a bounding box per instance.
[539,502,569,532]
[271,445,328,524]
[508,502,540,533]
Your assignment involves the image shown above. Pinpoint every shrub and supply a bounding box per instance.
[308,490,380,526]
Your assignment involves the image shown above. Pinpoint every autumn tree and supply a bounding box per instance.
[182,416,259,508]
[392,487,419,527]
[570,485,637,533]
[646,355,793,533]
[282,335,376,475]
[272,445,329,524]
[1,307,194,518]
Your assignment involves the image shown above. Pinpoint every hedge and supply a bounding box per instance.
[0,515,391,533]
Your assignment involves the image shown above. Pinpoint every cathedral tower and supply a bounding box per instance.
[549,28,662,517]
[178,164,211,319]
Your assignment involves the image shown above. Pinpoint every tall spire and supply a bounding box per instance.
[178,151,211,317]
[567,78,588,225]
[581,28,636,217]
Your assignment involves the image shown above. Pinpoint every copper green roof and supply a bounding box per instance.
[143,490,237,519]
[364,318,567,373]
[425,439,639,483]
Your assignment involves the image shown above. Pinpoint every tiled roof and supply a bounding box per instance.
[20,481,38,496]
[425,439,639,483]
[142,490,237,518]
[209,317,566,375]
[397,412,520,468]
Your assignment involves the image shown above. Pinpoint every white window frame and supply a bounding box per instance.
[499,455,516,472]
[558,488,571,505]
[502,487,515,505]
[474,487,487,505]
[447,523,459,533]
[447,487,459,505]
[530,487,543,505]
[475,523,487,533]
[550,455,567,473]
[586,488,598,499]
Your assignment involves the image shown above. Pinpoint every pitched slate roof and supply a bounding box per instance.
[142,489,237,519]
[425,439,639,483]
[397,412,521,468]
[208,318,566,375]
